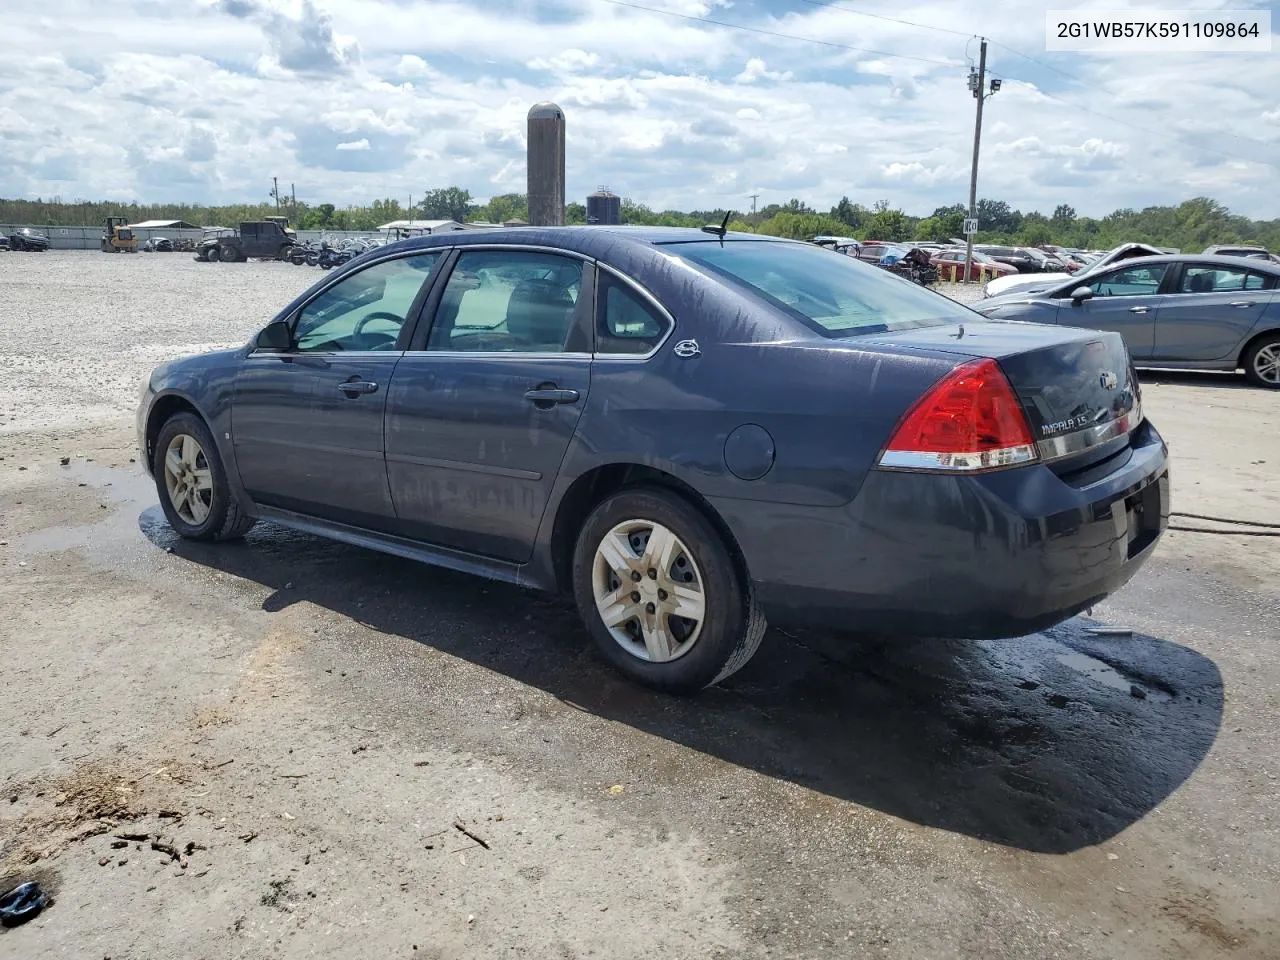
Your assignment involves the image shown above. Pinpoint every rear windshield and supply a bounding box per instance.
[671,240,969,337]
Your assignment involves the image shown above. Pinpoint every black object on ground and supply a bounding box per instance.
[0,881,48,927]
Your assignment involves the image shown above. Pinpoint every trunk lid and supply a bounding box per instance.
[859,320,1140,458]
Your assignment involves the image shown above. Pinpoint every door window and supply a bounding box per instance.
[1177,265,1273,293]
[426,250,585,353]
[293,253,441,352]
[1086,264,1168,297]
[596,274,670,355]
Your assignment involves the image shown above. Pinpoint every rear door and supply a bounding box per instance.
[1152,262,1275,361]
[232,252,443,528]
[1056,262,1172,359]
[383,247,593,562]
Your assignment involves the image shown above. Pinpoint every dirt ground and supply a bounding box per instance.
[1,252,1278,959]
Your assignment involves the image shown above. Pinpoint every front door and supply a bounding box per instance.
[1152,262,1274,361]
[1057,262,1171,359]
[232,252,444,528]
[384,248,593,562]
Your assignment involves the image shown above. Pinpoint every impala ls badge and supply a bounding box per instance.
[673,339,701,358]
[1099,370,1118,390]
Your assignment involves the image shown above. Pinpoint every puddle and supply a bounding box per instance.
[1056,652,1138,694]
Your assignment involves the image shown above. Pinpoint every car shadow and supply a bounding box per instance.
[1138,368,1250,390]
[142,508,1223,856]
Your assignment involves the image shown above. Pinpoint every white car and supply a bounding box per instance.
[982,242,1164,298]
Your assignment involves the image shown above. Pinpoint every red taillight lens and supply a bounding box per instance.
[879,358,1038,472]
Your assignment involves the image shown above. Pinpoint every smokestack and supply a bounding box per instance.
[527,102,565,227]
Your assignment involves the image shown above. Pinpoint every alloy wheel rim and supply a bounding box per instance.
[163,434,214,526]
[1254,344,1280,385]
[592,519,706,663]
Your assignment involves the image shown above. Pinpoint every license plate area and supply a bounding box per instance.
[1123,472,1167,558]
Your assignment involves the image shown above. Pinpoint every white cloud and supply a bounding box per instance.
[336,138,371,151]
[395,54,430,78]
[734,58,792,84]
[527,49,600,73]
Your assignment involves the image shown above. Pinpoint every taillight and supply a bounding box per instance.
[879,358,1038,472]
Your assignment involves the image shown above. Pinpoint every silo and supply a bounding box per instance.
[586,186,621,225]
[527,102,565,227]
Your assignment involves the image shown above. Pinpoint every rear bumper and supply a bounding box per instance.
[714,420,1170,639]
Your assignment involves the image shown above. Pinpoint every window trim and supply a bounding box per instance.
[408,245,596,358]
[250,249,450,357]
[592,262,676,361]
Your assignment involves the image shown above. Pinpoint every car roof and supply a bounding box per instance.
[1089,253,1280,274]
[381,225,787,260]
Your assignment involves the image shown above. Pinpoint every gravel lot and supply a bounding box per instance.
[1,251,1278,959]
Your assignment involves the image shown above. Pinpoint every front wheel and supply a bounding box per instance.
[204,245,221,263]
[153,412,256,541]
[1244,336,1280,389]
[571,486,766,693]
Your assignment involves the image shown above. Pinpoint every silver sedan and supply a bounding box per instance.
[976,255,1280,388]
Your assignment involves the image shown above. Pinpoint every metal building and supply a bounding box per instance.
[586,187,621,226]
[527,102,565,227]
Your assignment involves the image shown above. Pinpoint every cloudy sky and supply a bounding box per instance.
[1,0,1276,217]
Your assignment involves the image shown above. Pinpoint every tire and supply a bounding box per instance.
[571,486,766,693]
[152,412,256,541]
[218,243,239,263]
[1243,335,1280,389]
[204,245,221,263]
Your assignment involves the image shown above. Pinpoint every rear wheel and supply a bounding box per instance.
[218,243,239,263]
[572,486,766,693]
[1244,336,1280,389]
[153,413,256,541]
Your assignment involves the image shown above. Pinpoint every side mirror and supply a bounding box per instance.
[1069,286,1094,303]
[255,321,292,351]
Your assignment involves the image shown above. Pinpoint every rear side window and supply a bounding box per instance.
[674,240,968,337]
[1178,265,1273,292]
[596,273,670,354]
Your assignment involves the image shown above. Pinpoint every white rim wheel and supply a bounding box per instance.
[163,433,214,526]
[1254,343,1280,385]
[592,519,707,663]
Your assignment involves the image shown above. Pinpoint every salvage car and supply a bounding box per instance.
[137,227,1169,692]
[983,242,1164,298]
[931,248,1017,282]
[7,228,50,252]
[977,254,1280,388]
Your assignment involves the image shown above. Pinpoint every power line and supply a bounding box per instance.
[795,0,973,39]
[594,0,960,67]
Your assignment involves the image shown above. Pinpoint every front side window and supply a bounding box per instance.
[293,253,441,352]
[427,250,585,353]
[597,273,670,355]
[1085,264,1168,298]
[675,240,969,337]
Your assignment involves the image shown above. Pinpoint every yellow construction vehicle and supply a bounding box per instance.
[101,216,138,253]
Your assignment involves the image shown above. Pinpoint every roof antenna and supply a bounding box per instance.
[701,210,731,241]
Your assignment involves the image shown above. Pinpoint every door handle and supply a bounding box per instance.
[1128,306,1150,314]
[524,386,580,407]
[1229,301,1256,308]
[337,380,378,396]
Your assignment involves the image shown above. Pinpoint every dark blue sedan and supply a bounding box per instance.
[137,227,1169,692]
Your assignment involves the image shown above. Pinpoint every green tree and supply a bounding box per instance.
[419,187,473,221]
[565,201,586,225]
[1051,204,1076,228]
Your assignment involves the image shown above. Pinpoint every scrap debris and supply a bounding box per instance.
[453,821,490,850]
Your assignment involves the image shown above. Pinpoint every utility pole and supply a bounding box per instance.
[964,39,1000,283]
[290,182,297,225]
[749,193,759,216]
[272,176,280,215]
